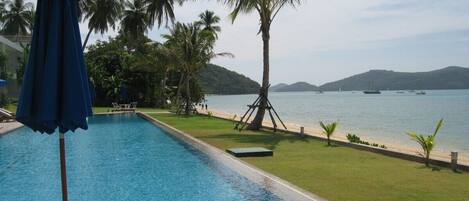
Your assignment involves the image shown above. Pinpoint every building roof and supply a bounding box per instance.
[0,35,23,53]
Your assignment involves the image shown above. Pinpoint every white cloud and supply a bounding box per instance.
[27,0,469,85]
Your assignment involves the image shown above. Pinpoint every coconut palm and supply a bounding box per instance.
[164,22,232,115]
[82,0,124,49]
[121,0,148,38]
[195,10,221,39]
[145,0,182,28]
[320,121,338,146]
[407,119,444,167]
[0,2,6,22]
[25,7,34,34]
[1,0,34,38]
[77,0,92,22]
[223,0,301,130]
[165,23,212,114]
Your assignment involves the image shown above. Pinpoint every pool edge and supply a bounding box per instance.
[137,112,326,201]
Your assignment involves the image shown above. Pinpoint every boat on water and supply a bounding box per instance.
[363,81,381,94]
[416,91,426,95]
[363,90,381,94]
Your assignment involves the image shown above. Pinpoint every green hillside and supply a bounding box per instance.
[197,64,260,94]
[320,66,469,91]
[275,82,319,92]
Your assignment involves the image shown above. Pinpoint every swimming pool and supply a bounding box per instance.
[0,114,319,201]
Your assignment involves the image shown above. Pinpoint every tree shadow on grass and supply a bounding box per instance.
[416,165,443,172]
[198,130,309,151]
[324,144,339,148]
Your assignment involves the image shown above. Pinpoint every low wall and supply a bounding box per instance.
[204,113,469,172]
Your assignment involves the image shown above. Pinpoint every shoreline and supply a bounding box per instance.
[197,107,469,165]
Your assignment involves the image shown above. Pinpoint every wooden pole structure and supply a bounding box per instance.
[235,86,287,132]
[267,99,287,129]
[59,132,68,201]
[235,96,260,130]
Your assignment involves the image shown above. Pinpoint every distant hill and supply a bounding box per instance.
[272,82,319,92]
[197,64,260,94]
[320,66,469,91]
[269,83,288,91]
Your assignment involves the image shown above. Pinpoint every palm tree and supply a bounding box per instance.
[82,0,124,49]
[25,7,34,34]
[0,1,6,23]
[320,121,338,146]
[164,22,232,115]
[77,0,92,22]
[165,23,211,114]
[1,0,34,39]
[223,0,301,130]
[195,10,221,39]
[407,119,444,167]
[145,0,182,28]
[121,0,148,38]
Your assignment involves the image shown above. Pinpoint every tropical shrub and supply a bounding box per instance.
[319,121,338,146]
[346,133,387,149]
[0,93,9,107]
[407,119,444,167]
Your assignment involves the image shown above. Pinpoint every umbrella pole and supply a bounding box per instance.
[59,132,68,201]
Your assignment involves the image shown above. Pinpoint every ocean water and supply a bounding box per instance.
[0,114,281,201]
[206,90,469,153]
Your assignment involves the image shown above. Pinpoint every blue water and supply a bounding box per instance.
[0,114,281,201]
[206,90,469,153]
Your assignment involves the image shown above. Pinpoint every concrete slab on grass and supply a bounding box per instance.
[226,147,273,157]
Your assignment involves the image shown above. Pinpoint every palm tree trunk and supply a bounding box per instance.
[160,69,168,106]
[248,28,270,130]
[184,75,191,115]
[175,72,185,106]
[82,28,93,49]
[425,152,430,167]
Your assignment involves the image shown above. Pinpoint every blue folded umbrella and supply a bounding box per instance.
[16,0,93,134]
[15,1,93,200]
[0,79,7,86]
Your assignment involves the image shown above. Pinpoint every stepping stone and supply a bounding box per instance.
[226,147,273,157]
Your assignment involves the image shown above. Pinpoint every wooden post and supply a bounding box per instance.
[60,132,68,201]
[451,151,458,171]
[300,126,304,137]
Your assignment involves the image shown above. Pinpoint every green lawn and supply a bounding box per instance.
[3,104,166,114]
[92,107,167,113]
[150,113,469,201]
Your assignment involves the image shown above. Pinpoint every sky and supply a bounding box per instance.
[29,0,469,85]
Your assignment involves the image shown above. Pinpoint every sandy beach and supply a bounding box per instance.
[197,106,469,165]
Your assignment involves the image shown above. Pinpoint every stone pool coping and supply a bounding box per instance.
[137,112,326,201]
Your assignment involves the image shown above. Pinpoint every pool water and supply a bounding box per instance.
[0,114,281,201]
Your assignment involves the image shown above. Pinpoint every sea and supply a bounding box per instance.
[205,90,469,154]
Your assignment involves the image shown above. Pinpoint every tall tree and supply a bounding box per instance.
[77,0,92,22]
[82,0,124,49]
[223,0,301,130]
[0,0,34,38]
[25,7,34,34]
[195,10,221,39]
[0,2,6,23]
[163,23,231,114]
[145,0,181,28]
[121,0,148,38]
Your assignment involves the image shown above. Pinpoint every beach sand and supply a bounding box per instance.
[197,106,469,165]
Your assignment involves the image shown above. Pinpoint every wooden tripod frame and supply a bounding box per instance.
[235,87,287,132]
